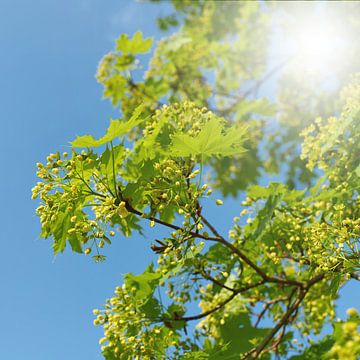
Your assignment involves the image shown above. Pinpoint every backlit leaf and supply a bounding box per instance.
[116,31,153,54]
[71,105,145,148]
[169,117,247,160]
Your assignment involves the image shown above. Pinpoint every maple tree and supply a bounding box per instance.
[32,1,360,359]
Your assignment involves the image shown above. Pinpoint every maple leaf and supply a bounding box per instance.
[169,117,247,160]
[71,105,145,148]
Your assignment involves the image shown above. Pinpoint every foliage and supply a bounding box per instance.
[32,1,360,359]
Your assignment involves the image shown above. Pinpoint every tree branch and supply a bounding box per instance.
[250,289,307,359]
[243,273,325,359]
[170,280,265,323]
[254,295,289,328]
[213,236,304,287]
[124,201,219,242]
[174,292,238,322]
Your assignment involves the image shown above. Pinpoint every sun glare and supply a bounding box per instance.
[295,21,336,72]
[281,12,351,77]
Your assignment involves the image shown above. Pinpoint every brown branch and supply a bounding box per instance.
[126,200,300,287]
[200,214,304,287]
[351,272,360,281]
[251,289,307,359]
[124,201,219,242]
[170,280,266,323]
[213,236,304,287]
[254,296,288,328]
[123,192,328,356]
[123,193,330,359]
[200,269,238,292]
[201,269,267,295]
[202,212,273,280]
[243,273,325,359]
[200,213,222,239]
[175,292,238,322]
[268,324,287,355]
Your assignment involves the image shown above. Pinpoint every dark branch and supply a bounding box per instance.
[243,273,325,359]
[170,281,266,323]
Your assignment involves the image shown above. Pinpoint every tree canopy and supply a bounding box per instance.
[32,1,360,359]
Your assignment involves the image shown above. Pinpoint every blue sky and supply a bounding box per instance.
[0,1,174,359]
[0,1,357,359]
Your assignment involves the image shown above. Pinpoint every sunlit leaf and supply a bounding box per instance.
[71,105,145,148]
[169,117,247,160]
[116,31,153,54]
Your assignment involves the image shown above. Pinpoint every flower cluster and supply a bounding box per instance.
[32,149,122,258]
[326,309,360,360]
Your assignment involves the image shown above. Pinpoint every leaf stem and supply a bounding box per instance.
[110,141,118,198]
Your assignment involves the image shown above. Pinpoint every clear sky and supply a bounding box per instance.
[0,1,357,359]
[0,1,174,359]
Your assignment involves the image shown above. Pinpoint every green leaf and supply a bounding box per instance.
[202,341,231,360]
[355,163,360,177]
[249,193,283,242]
[113,214,143,237]
[103,74,127,105]
[309,174,327,196]
[169,117,247,160]
[134,114,168,162]
[205,243,233,265]
[329,273,342,299]
[99,144,125,186]
[163,34,192,53]
[116,31,153,54]
[68,234,83,254]
[320,116,352,155]
[289,336,334,359]
[283,188,307,202]
[139,295,162,320]
[244,184,285,244]
[102,347,119,360]
[247,182,286,199]
[183,351,209,359]
[236,98,275,118]
[162,242,204,280]
[124,269,161,300]
[52,212,70,254]
[71,105,145,148]
[215,312,270,358]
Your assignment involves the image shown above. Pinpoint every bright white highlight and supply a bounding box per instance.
[294,20,337,72]
[279,12,351,77]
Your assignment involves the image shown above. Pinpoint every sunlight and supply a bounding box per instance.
[282,12,351,77]
[294,20,336,72]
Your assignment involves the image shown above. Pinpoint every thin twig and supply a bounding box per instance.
[170,281,265,323]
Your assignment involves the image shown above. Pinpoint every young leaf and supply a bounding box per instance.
[248,193,283,242]
[134,114,168,162]
[355,163,360,177]
[163,34,192,53]
[124,270,161,300]
[236,97,275,118]
[52,212,70,254]
[247,182,286,199]
[71,105,145,148]
[169,117,247,160]
[116,31,153,54]
[215,312,270,358]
